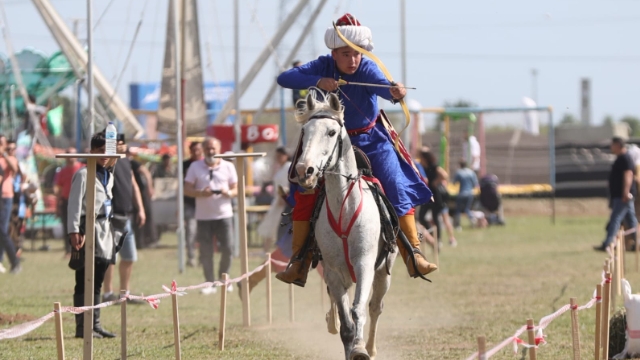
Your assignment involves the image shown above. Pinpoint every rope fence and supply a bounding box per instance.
[0,255,292,360]
[466,227,630,360]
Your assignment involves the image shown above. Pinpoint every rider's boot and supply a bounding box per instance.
[275,220,313,287]
[397,214,438,277]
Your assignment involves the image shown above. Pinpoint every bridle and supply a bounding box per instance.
[304,113,357,182]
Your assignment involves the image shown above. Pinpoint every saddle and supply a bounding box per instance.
[295,146,400,277]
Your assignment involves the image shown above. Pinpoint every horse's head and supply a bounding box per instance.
[295,91,345,190]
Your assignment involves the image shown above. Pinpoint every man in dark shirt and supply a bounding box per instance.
[594,137,638,252]
[129,150,157,248]
[102,136,146,303]
[183,141,202,267]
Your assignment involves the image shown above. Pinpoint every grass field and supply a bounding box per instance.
[0,211,637,359]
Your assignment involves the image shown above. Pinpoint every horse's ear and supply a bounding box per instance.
[306,94,315,111]
[328,93,341,112]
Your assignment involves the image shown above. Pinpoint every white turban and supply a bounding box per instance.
[324,14,374,51]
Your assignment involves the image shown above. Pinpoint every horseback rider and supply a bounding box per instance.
[275,13,438,287]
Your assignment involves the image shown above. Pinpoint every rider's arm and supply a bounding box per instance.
[277,56,331,90]
[358,59,400,102]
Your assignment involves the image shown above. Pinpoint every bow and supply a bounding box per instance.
[332,22,411,149]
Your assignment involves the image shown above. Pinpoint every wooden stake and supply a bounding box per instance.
[320,273,326,312]
[602,272,612,360]
[53,302,65,360]
[83,158,97,360]
[433,226,439,267]
[526,318,537,360]
[570,298,581,360]
[594,284,602,360]
[289,284,295,323]
[172,292,181,360]
[219,273,228,351]
[633,225,640,272]
[617,230,623,295]
[266,254,272,325]
[120,290,127,360]
[235,157,251,327]
[477,335,486,360]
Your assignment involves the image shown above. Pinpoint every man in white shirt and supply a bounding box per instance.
[184,137,238,294]
[462,130,481,173]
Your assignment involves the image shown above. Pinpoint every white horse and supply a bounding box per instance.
[294,91,397,360]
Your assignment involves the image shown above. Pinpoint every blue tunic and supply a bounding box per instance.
[278,55,432,216]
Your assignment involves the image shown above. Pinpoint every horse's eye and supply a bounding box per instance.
[328,130,337,137]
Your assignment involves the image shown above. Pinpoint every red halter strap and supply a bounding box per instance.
[325,179,364,283]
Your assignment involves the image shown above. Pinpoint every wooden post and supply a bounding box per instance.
[320,273,326,312]
[83,158,96,358]
[54,153,122,360]
[617,230,623,295]
[172,292,181,360]
[213,153,266,327]
[444,114,450,175]
[570,298,581,360]
[633,225,640,272]
[433,226,439,267]
[120,290,127,360]
[526,318,537,360]
[289,284,295,323]
[594,284,602,360]
[477,336,486,360]
[54,302,65,360]
[219,273,228,351]
[266,254,272,325]
[602,272,612,360]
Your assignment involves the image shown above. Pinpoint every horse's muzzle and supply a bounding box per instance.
[295,163,318,188]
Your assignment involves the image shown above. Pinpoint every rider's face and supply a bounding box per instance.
[332,47,362,75]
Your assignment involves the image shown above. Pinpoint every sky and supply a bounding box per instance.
[1,0,639,128]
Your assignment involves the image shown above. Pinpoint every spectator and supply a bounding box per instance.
[102,135,147,304]
[153,154,176,179]
[462,129,481,174]
[55,147,84,257]
[418,150,457,247]
[0,136,20,274]
[129,150,157,248]
[594,137,638,252]
[453,159,479,227]
[183,141,203,267]
[67,131,117,338]
[184,137,237,295]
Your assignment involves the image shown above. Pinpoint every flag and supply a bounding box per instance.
[522,97,540,136]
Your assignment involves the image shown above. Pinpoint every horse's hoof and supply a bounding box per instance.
[349,347,370,360]
[326,303,340,335]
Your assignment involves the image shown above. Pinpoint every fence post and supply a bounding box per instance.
[53,302,65,360]
[289,284,295,323]
[171,290,181,360]
[219,273,228,351]
[120,290,127,360]
[602,272,612,360]
[594,284,602,360]
[477,335,486,360]
[570,298,581,360]
[266,254,272,325]
[526,318,537,360]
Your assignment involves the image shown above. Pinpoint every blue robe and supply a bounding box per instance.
[278,55,432,216]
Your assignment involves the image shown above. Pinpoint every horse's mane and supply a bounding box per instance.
[294,88,344,124]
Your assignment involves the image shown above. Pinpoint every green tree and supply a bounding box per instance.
[621,116,640,137]
[559,113,578,125]
[603,115,615,127]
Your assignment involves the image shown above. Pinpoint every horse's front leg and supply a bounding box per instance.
[365,256,395,360]
[349,258,376,360]
[325,268,355,360]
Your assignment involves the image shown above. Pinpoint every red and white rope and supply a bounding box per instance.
[0,257,290,340]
